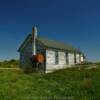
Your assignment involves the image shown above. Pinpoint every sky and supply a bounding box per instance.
[0,0,100,61]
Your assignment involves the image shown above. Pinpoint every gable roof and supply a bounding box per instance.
[18,34,82,54]
[18,34,32,52]
[37,37,81,53]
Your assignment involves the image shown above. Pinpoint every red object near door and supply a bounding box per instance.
[36,53,44,63]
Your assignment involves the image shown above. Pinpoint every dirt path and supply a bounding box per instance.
[0,68,20,70]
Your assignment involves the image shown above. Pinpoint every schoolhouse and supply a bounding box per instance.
[18,26,85,73]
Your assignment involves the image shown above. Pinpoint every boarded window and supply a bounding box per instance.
[55,51,58,64]
[74,53,76,64]
[66,52,68,64]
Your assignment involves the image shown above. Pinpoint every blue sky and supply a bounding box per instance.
[0,0,99,61]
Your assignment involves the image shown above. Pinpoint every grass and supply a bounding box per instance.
[0,61,100,100]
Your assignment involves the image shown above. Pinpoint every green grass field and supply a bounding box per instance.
[0,60,100,100]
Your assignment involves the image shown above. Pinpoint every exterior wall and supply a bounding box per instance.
[46,50,55,64]
[80,54,84,62]
[46,49,67,73]
[46,49,84,73]
[76,53,80,64]
[36,42,46,72]
[19,39,85,73]
[58,52,66,65]
[20,39,46,69]
[20,40,32,70]
[36,41,45,53]
[68,52,75,65]
[75,54,84,63]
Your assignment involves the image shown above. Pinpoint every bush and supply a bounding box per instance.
[0,59,19,68]
[10,59,16,63]
[82,78,92,90]
[24,68,34,74]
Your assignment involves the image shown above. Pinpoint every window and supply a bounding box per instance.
[66,52,68,64]
[74,53,76,64]
[55,51,58,64]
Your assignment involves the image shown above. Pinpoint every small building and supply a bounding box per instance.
[18,26,85,73]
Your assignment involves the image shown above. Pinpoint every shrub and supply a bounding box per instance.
[24,68,34,74]
[10,59,16,63]
[84,72,91,78]
[82,78,92,90]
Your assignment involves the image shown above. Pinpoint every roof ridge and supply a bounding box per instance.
[18,34,82,53]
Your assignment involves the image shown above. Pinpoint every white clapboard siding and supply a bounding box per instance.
[46,50,67,72]
[58,52,66,65]
[68,53,75,65]
[46,50,55,64]
[80,55,84,62]
[76,54,80,64]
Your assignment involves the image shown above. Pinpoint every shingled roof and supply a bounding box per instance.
[18,34,82,53]
[37,37,81,53]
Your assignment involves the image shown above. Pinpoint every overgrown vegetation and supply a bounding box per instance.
[0,61,100,99]
[0,59,19,68]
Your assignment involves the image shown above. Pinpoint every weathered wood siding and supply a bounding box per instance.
[46,49,67,73]
[36,41,45,53]
[19,40,84,73]
[46,50,55,65]
[76,53,80,64]
[58,52,66,65]
[80,54,84,62]
[46,49,86,73]
[20,40,32,69]
[68,53,75,65]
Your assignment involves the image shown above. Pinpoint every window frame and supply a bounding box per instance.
[55,51,58,64]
